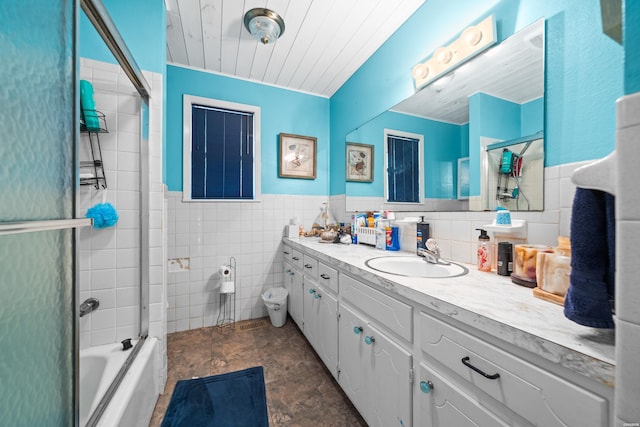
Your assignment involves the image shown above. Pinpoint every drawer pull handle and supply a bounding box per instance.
[292,256,300,260]
[420,381,434,394]
[353,326,363,335]
[314,293,322,299]
[461,356,500,380]
[305,264,313,269]
[365,336,375,345]
[308,288,316,294]
[283,251,290,255]
[320,273,330,280]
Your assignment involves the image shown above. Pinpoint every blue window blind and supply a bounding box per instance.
[191,105,254,199]
[387,134,420,203]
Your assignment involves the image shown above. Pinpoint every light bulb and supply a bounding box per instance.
[434,47,453,65]
[412,64,430,80]
[462,26,482,46]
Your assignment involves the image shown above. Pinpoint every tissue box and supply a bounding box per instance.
[286,224,299,238]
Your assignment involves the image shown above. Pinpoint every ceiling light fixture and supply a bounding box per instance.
[243,8,285,45]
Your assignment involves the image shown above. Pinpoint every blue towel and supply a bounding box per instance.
[564,187,615,328]
[80,80,101,131]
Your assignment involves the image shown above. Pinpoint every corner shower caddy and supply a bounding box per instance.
[80,110,108,189]
[217,256,236,328]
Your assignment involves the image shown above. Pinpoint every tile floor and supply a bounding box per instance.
[149,317,367,426]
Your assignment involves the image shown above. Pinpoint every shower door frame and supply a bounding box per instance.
[78,0,151,425]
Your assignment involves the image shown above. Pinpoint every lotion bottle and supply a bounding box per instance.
[476,229,492,272]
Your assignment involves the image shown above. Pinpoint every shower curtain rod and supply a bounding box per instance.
[80,0,151,102]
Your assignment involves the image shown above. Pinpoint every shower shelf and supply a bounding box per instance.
[80,110,108,189]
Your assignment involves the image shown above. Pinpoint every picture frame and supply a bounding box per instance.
[278,133,317,179]
[346,142,374,182]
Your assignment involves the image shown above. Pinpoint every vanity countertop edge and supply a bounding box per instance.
[283,237,615,388]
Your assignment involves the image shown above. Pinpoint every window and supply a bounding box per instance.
[183,95,261,201]
[384,129,423,204]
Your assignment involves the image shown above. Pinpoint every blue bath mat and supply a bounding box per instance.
[161,366,268,427]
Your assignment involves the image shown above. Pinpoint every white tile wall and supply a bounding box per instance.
[78,58,165,350]
[166,193,331,333]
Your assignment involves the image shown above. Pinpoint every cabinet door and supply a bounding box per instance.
[366,323,413,427]
[303,279,318,343]
[289,268,304,329]
[283,261,294,314]
[315,286,338,377]
[338,304,368,413]
[418,363,509,427]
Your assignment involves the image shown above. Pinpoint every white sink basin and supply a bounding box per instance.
[365,256,468,278]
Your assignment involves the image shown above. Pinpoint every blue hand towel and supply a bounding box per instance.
[564,187,615,328]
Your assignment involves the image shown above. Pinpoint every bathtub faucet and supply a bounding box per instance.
[79,297,100,317]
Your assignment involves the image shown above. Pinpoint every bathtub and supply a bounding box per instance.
[80,337,161,427]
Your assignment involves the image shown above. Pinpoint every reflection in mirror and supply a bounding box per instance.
[345,19,545,212]
[481,133,544,211]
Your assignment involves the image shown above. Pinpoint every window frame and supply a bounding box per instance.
[182,95,261,202]
[383,128,424,206]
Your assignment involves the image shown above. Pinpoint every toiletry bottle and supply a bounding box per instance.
[476,229,492,272]
[416,216,430,255]
[497,241,513,276]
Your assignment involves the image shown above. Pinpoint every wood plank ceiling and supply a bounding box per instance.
[165,0,426,97]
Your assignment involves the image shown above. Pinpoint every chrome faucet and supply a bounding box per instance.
[418,238,450,265]
[79,297,100,317]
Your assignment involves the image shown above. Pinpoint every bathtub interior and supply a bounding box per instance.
[80,339,141,426]
[95,337,161,427]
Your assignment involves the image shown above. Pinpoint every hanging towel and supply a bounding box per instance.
[564,187,615,328]
[80,80,101,131]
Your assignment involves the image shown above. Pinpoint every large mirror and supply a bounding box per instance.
[345,18,545,211]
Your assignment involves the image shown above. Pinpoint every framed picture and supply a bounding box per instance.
[346,142,374,182]
[278,133,317,179]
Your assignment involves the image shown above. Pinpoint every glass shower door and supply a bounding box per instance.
[0,1,82,425]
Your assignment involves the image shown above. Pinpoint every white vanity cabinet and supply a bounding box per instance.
[418,311,609,427]
[338,275,413,427]
[282,239,613,427]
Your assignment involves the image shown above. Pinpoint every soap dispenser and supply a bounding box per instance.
[476,229,491,272]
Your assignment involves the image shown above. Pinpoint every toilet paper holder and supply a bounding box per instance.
[217,256,236,328]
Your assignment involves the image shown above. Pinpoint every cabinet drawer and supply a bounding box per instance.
[318,262,338,294]
[341,274,412,342]
[282,244,293,263]
[291,249,304,271]
[302,254,318,280]
[418,362,510,427]
[420,311,608,427]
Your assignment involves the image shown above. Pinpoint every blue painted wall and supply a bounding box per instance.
[521,97,545,136]
[330,0,623,195]
[165,65,330,195]
[79,0,165,74]
[346,112,463,199]
[625,0,640,94]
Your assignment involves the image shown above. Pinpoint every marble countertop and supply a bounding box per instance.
[284,237,615,387]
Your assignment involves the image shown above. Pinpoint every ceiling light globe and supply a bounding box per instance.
[244,8,285,45]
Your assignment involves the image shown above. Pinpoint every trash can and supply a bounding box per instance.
[262,287,288,327]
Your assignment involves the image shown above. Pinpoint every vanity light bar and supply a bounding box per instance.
[412,15,497,91]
